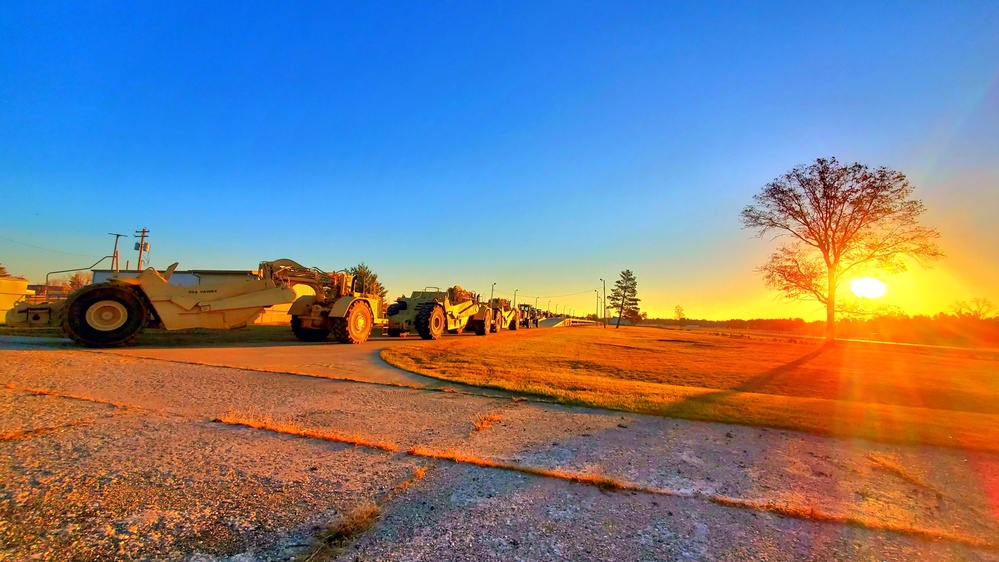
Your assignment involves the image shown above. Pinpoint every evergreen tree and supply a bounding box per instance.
[350,263,388,301]
[607,269,640,328]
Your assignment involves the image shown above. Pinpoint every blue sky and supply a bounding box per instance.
[2,1,997,319]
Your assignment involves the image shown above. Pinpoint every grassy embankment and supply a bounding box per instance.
[381,327,999,452]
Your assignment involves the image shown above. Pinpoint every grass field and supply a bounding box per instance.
[381,327,999,452]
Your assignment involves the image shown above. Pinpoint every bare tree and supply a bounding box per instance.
[741,157,942,343]
[68,271,92,291]
[674,305,685,321]
[952,298,996,320]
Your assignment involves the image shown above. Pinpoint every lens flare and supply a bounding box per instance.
[851,277,887,299]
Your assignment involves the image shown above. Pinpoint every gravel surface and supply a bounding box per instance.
[1,335,997,561]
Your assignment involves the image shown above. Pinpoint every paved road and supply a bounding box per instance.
[1,335,997,561]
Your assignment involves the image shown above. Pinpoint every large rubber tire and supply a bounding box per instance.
[291,316,331,342]
[62,284,149,348]
[332,302,373,344]
[491,309,501,333]
[509,317,519,331]
[387,302,403,316]
[474,318,488,336]
[415,305,445,340]
[387,327,402,337]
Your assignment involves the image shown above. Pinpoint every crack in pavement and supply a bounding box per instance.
[213,416,999,552]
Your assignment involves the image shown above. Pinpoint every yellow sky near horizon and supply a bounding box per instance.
[635,215,996,322]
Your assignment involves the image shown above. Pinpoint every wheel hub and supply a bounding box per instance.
[85,300,128,331]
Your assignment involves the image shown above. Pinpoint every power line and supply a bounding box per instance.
[0,235,102,258]
[493,289,596,299]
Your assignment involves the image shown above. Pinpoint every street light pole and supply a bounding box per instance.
[489,282,496,305]
[513,289,518,308]
[547,300,551,315]
[595,289,599,320]
[600,278,607,328]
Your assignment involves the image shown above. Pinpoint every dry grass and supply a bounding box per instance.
[708,496,997,550]
[213,409,399,452]
[866,452,936,490]
[295,503,381,562]
[389,466,430,497]
[295,465,429,561]
[471,413,502,433]
[381,327,999,452]
[407,445,637,492]
[0,420,101,442]
[5,382,133,410]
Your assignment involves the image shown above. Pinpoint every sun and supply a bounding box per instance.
[850,277,887,299]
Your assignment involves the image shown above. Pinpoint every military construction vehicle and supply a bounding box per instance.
[6,299,65,328]
[386,286,491,340]
[268,259,385,344]
[489,297,519,332]
[57,258,383,347]
[59,261,298,347]
[518,303,539,328]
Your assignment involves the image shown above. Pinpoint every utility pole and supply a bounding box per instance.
[595,289,599,320]
[600,278,607,328]
[108,233,126,272]
[134,228,149,270]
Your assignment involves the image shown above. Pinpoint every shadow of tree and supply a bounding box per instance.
[660,346,830,417]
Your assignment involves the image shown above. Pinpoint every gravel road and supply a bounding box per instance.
[1,334,997,561]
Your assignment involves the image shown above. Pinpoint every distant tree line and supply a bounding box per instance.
[642,310,999,348]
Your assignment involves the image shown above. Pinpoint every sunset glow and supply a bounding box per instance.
[0,3,995,322]
[851,277,887,299]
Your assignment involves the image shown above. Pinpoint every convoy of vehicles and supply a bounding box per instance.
[4,253,587,347]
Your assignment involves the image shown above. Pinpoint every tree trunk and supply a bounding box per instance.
[825,268,836,344]
[616,294,626,328]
